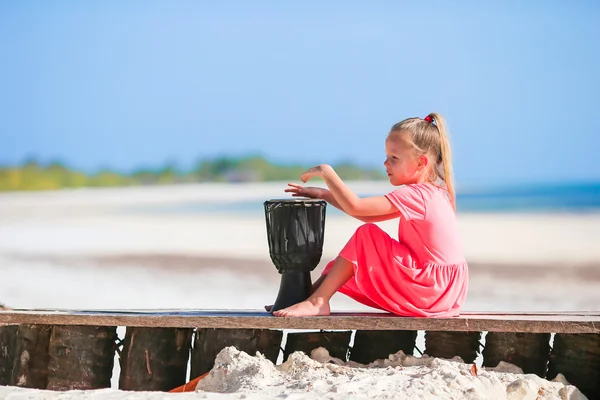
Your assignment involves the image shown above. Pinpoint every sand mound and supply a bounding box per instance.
[196,346,587,400]
[0,346,588,400]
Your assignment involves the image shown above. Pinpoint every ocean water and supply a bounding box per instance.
[129,181,600,215]
[457,181,600,213]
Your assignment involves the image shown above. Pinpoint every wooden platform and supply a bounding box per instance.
[1,309,599,333]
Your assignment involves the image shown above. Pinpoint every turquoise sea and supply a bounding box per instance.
[455,181,600,213]
[142,182,600,215]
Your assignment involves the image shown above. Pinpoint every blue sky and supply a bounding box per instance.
[1,1,599,185]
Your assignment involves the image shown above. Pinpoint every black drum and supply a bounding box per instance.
[264,199,327,313]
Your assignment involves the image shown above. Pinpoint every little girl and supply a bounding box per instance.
[273,113,468,318]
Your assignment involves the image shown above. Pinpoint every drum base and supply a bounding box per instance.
[271,271,313,313]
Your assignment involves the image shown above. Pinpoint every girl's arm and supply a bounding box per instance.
[303,164,397,217]
[320,189,398,222]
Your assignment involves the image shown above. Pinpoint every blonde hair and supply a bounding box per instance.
[388,113,456,211]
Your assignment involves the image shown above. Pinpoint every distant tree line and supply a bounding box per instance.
[0,156,385,191]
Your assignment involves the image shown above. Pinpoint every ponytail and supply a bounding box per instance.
[427,113,456,211]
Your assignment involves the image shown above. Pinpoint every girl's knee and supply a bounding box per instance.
[356,223,383,235]
[353,222,390,242]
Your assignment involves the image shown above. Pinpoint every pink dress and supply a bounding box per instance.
[322,183,468,317]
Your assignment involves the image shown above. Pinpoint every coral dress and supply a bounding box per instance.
[322,183,468,317]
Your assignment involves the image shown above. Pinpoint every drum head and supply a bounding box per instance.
[264,198,326,206]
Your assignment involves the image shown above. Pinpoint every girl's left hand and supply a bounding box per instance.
[300,165,327,183]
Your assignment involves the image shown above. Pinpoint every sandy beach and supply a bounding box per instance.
[1,182,599,312]
[1,182,599,399]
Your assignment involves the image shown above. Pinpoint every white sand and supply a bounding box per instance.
[0,347,588,399]
[194,347,586,399]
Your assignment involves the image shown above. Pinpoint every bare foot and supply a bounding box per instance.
[272,297,330,317]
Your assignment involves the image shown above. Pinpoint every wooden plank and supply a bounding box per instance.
[0,325,17,385]
[349,330,417,364]
[119,327,193,392]
[0,309,599,334]
[46,326,116,390]
[6,308,598,316]
[482,332,551,377]
[547,333,600,400]
[424,331,482,363]
[283,331,352,362]
[191,328,283,378]
[11,325,52,389]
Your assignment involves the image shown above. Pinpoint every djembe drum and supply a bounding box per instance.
[264,199,327,313]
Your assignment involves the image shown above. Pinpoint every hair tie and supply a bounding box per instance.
[424,116,433,123]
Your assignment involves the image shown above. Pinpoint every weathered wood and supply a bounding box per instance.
[11,325,52,388]
[284,331,352,362]
[119,327,193,391]
[424,331,481,363]
[482,332,550,377]
[46,325,116,390]
[191,328,283,378]
[2,309,599,333]
[547,333,600,400]
[349,330,417,364]
[0,325,17,385]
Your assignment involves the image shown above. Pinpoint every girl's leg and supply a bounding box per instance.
[272,256,354,317]
[264,274,328,312]
[310,274,327,294]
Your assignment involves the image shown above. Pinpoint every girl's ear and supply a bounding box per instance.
[418,154,429,170]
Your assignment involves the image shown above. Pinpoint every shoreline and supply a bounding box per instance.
[4,251,600,282]
[1,180,598,215]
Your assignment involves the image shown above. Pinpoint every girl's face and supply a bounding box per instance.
[384,135,428,186]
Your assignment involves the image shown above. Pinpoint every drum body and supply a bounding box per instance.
[264,199,327,312]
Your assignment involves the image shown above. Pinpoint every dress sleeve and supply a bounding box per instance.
[384,185,426,221]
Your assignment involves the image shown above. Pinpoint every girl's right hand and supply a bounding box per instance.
[284,183,327,199]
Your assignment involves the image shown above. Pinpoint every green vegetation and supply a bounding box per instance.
[0,156,385,192]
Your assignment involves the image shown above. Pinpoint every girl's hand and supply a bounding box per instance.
[284,183,327,199]
[300,165,327,183]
